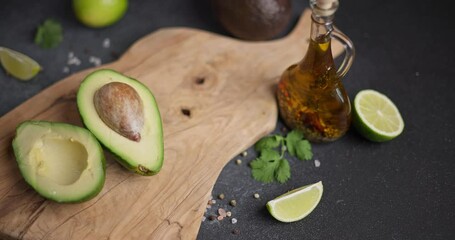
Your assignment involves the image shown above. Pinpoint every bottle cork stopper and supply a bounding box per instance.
[316,0,336,9]
[311,0,339,17]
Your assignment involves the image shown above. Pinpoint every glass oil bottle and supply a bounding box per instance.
[277,0,355,142]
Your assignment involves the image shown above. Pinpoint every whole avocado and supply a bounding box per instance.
[212,0,292,41]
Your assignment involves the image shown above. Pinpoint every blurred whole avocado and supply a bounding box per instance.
[212,0,292,41]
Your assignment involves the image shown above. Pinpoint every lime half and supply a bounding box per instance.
[353,89,404,142]
[0,47,41,81]
[266,181,323,223]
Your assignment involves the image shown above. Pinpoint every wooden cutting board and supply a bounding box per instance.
[0,9,343,240]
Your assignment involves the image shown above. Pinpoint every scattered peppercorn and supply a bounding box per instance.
[218,193,225,200]
[226,211,232,217]
[231,218,238,224]
[235,159,242,165]
[217,215,224,221]
[208,215,217,221]
[232,228,240,235]
[229,200,237,207]
[254,193,260,199]
[241,151,248,157]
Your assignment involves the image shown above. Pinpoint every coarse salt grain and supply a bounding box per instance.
[314,159,321,167]
[218,208,227,217]
[67,57,81,66]
[103,38,111,48]
[89,56,102,66]
[231,218,237,224]
[67,52,81,66]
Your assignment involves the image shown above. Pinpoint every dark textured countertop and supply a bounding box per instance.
[1,0,454,239]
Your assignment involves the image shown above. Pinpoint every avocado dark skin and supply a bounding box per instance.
[212,0,292,41]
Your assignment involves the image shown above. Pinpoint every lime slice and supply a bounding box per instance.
[0,47,41,81]
[266,181,323,222]
[353,89,404,142]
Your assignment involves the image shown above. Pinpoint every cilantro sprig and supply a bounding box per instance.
[35,19,63,49]
[250,130,313,184]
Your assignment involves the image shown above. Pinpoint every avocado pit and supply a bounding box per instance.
[77,69,164,176]
[94,82,144,142]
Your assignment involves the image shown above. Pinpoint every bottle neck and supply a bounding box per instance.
[298,12,337,80]
[309,0,338,42]
[310,14,334,43]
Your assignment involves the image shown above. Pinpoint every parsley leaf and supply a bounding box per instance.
[296,139,313,160]
[275,158,290,183]
[285,130,304,156]
[254,135,282,152]
[35,19,63,49]
[251,149,281,183]
[250,129,313,184]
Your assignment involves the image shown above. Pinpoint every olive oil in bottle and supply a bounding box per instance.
[277,0,355,142]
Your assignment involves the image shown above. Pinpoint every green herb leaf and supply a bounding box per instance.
[254,135,281,152]
[252,162,277,183]
[295,140,313,160]
[275,158,291,183]
[250,129,313,184]
[250,157,267,169]
[285,130,304,156]
[250,149,282,183]
[35,19,63,49]
[259,148,281,161]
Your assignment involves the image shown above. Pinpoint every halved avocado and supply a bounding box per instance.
[12,121,105,203]
[77,69,164,176]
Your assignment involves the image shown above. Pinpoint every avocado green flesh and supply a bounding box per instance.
[12,121,105,203]
[77,69,164,175]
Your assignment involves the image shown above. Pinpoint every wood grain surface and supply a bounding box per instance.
[0,9,343,240]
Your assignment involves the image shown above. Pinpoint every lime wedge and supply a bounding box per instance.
[0,47,41,81]
[353,89,404,142]
[266,181,323,222]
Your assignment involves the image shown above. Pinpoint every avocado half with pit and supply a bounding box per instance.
[77,69,164,175]
[12,121,105,203]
